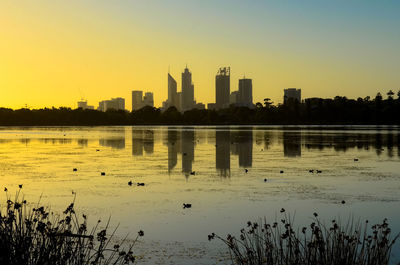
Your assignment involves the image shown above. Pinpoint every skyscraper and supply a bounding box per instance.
[238,78,253,108]
[215,67,230,110]
[98,97,125,112]
[181,67,195,112]
[132,91,143,110]
[77,101,94,110]
[229,91,239,105]
[168,73,178,109]
[284,88,301,104]
[143,92,154,107]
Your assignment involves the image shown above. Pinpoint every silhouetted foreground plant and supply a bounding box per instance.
[0,187,143,265]
[209,210,399,265]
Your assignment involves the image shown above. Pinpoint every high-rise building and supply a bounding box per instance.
[215,67,230,110]
[98,101,106,112]
[181,67,195,112]
[132,90,154,111]
[132,91,143,110]
[238,78,253,108]
[78,101,88,109]
[167,73,178,109]
[98,98,125,112]
[284,88,301,104]
[77,101,94,110]
[230,91,239,105]
[143,92,154,108]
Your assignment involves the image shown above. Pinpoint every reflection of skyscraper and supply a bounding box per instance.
[216,130,230,177]
[167,129,179,172]
[181,67,195,112]
[77,139,88,147]
[215,67,230,110]
[132,129,154,156]
[375,132,383,156]
[397,133,400,157]
[99,138,125,149]
[132,129,144,156]
[231,129,253,168]
[181,129,195,177]
[237,130,253,168]
[143,130,154,154]
[283,131,302,157]
[387,132,394,157]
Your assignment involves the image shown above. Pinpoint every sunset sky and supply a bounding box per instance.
[1,0,399,110]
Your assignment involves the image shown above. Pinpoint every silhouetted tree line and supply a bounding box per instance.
[1,91,399,125]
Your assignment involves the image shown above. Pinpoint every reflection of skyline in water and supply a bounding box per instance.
[166,130,179,173]
[181,129,195,178]
[216,130,230,177]
[1,127,400,178]
[132,129,154,156]
[99,138,125,149]
[231,130,253,168]
[283,131,301,157]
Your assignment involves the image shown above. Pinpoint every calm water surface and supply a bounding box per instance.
[0,126,400,264]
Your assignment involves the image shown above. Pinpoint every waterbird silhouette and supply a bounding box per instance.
[309,169,314,173]
[354,158,359,161]
[245,169,248,173]
[96,149,100,152]
[19,184,23,189]
[264,178,267,182]
[73,168,77,172]
[137,183,145,186]
[280,170,284,174]
[190,171,196,175]
[316,170,322,173]
[341,200,346,204]
[101,172,106,176]
[128,181,133,186]
[183,203,192,209]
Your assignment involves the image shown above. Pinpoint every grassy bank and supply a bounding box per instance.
[209,209,399,265]
[0,186,142,265]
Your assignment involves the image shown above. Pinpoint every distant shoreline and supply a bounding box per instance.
[1,96,400,126]
[0,124,399,129]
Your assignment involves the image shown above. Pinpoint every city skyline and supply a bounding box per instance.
[1,1,399,110]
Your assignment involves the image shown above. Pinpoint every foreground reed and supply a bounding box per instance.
[209,209,399,265]
[0,186,142,265]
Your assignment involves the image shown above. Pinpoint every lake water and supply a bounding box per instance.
[0,126,400,264]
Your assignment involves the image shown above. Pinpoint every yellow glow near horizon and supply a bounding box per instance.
[1,1,399,110]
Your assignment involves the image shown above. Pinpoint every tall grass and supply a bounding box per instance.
[209,209,399,265]
[0,186,142,265]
